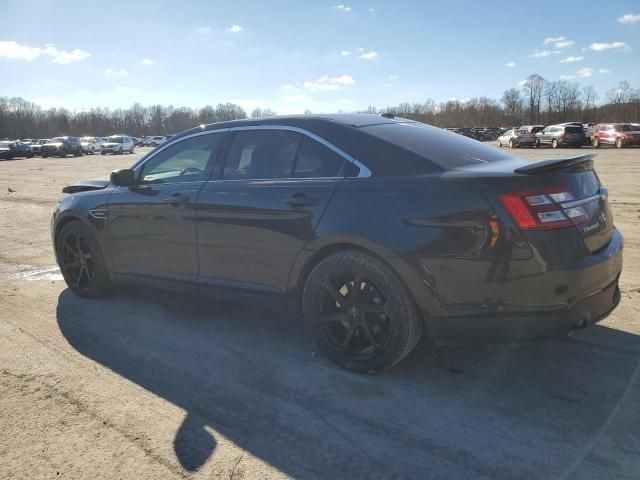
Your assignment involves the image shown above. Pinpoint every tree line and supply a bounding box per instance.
[1,75,639,139]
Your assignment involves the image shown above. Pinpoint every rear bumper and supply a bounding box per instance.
[425,229,623,344]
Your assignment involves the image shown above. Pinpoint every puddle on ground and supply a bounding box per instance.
[0,263,63,282]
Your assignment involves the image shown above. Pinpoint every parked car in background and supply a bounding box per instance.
[497,127,535,148]
[26,139,50,155]
[41,137,83,158]
[80,136,104,154]
[520,125,545,136]
[143,135,166,147]
[0,141,34,159]
[592,123,640,148]
[101,135,135,155]
[134,137,145,146]
[535,124,585,148]
[51,114,622,372]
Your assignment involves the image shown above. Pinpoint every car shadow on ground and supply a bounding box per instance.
[56,288,640,479]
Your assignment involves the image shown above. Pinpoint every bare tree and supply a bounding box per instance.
[501,88,524,126]
[521,74,546,124]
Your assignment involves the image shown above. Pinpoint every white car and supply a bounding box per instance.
[80,136,104,154]
[496,128,535,148]
[101,135,135,155]
[144,136,166,147]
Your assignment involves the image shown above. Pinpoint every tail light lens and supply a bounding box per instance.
[499,189,590,229]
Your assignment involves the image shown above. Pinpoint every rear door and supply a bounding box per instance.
[196,127,348,292]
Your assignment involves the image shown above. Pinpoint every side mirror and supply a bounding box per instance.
[110,168,136,187]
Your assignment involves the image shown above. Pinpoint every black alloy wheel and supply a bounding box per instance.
[57,222,111,298]
[303,250,422,372]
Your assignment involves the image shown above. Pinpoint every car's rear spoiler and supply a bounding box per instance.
[514,154,596,174]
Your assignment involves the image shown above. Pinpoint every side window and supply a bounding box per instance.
[140,133,223,184]
[223,130,300,180]
[293,137,346,178]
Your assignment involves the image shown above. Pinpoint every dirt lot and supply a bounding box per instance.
[1,145,639,479]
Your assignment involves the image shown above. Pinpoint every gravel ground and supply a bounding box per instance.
[0,145,639,479]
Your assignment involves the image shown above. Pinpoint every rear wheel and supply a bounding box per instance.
[592,137,600,148]
[56,221,111,298]
[616,138,624,149]
[302,250,423,372]
[535,138,541,148]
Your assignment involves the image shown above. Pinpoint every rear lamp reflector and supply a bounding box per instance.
[499,190,590,230]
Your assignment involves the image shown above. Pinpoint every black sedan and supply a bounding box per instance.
[51,114,623,372]
[0,141,34,159]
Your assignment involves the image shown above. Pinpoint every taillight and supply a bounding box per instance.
[499,189,590,229]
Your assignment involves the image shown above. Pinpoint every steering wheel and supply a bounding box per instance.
[179,167,205,176]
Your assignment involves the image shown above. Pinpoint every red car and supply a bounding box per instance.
[592,123,640,148]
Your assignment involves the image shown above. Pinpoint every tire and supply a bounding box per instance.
[101,151,107,155]
[552,138,559,149]
[42,155,48,158]
[496,139,501,147]
[27,152,33,158]
[592,137,600,148]
[616,138,624,149]
[302,250,423,372]
[151,142,157,147]
[74,150,82,157]
[90,147,95,155]
[535,139,541,148]
[508,139,514,149]
[56,221,111,298]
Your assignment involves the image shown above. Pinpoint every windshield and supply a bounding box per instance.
[362,122,514,170]
[106,136,124,143]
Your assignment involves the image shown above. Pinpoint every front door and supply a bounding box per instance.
[107,131,226,285]
[196,128,348,293]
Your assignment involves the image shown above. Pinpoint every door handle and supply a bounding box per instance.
[163,193,191,205]
[286,193,319,208]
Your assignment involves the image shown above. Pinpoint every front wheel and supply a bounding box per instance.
[496,139,501,148]
[552,138,559,149]
[302,250,423,372]
[535,139,541,148]
[592,138,600,148]
[56,221,111,298]
[508,139,515,148]
[616,138,624,149]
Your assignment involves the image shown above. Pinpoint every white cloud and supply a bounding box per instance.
[543,36,574,49]
[369,7,375,12]
[560,75,575,80]
[599,68,611,74]
[227,24,243,33]
[339,50,351,57]
[303,74,355,92]
[359,50,379,60]
[389,74,399,79]
[334,4,352,12]
[618,13,640,24]
[559,55,584,63]
[104,68,129,78]
[383,82,393,87]
[140,58,154,65]
[0,41,90,64]
[529,50,553,58]
[505,61,516,67]
[577,67,594,78]
[517,80,529,86]
[281,84,296,92]
[585,42,629,52]
[337,98,352,104]
[196,26,212,34]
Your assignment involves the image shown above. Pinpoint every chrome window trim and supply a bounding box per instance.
[228,125,372,179]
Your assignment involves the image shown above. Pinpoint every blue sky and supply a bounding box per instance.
[1,0,639,113]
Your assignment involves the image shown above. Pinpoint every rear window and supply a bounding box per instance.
[361,122,513,170]
[565,126,583,134]
[614,124,634,132]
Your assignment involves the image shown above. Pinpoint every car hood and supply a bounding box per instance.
[62,178,111,194]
